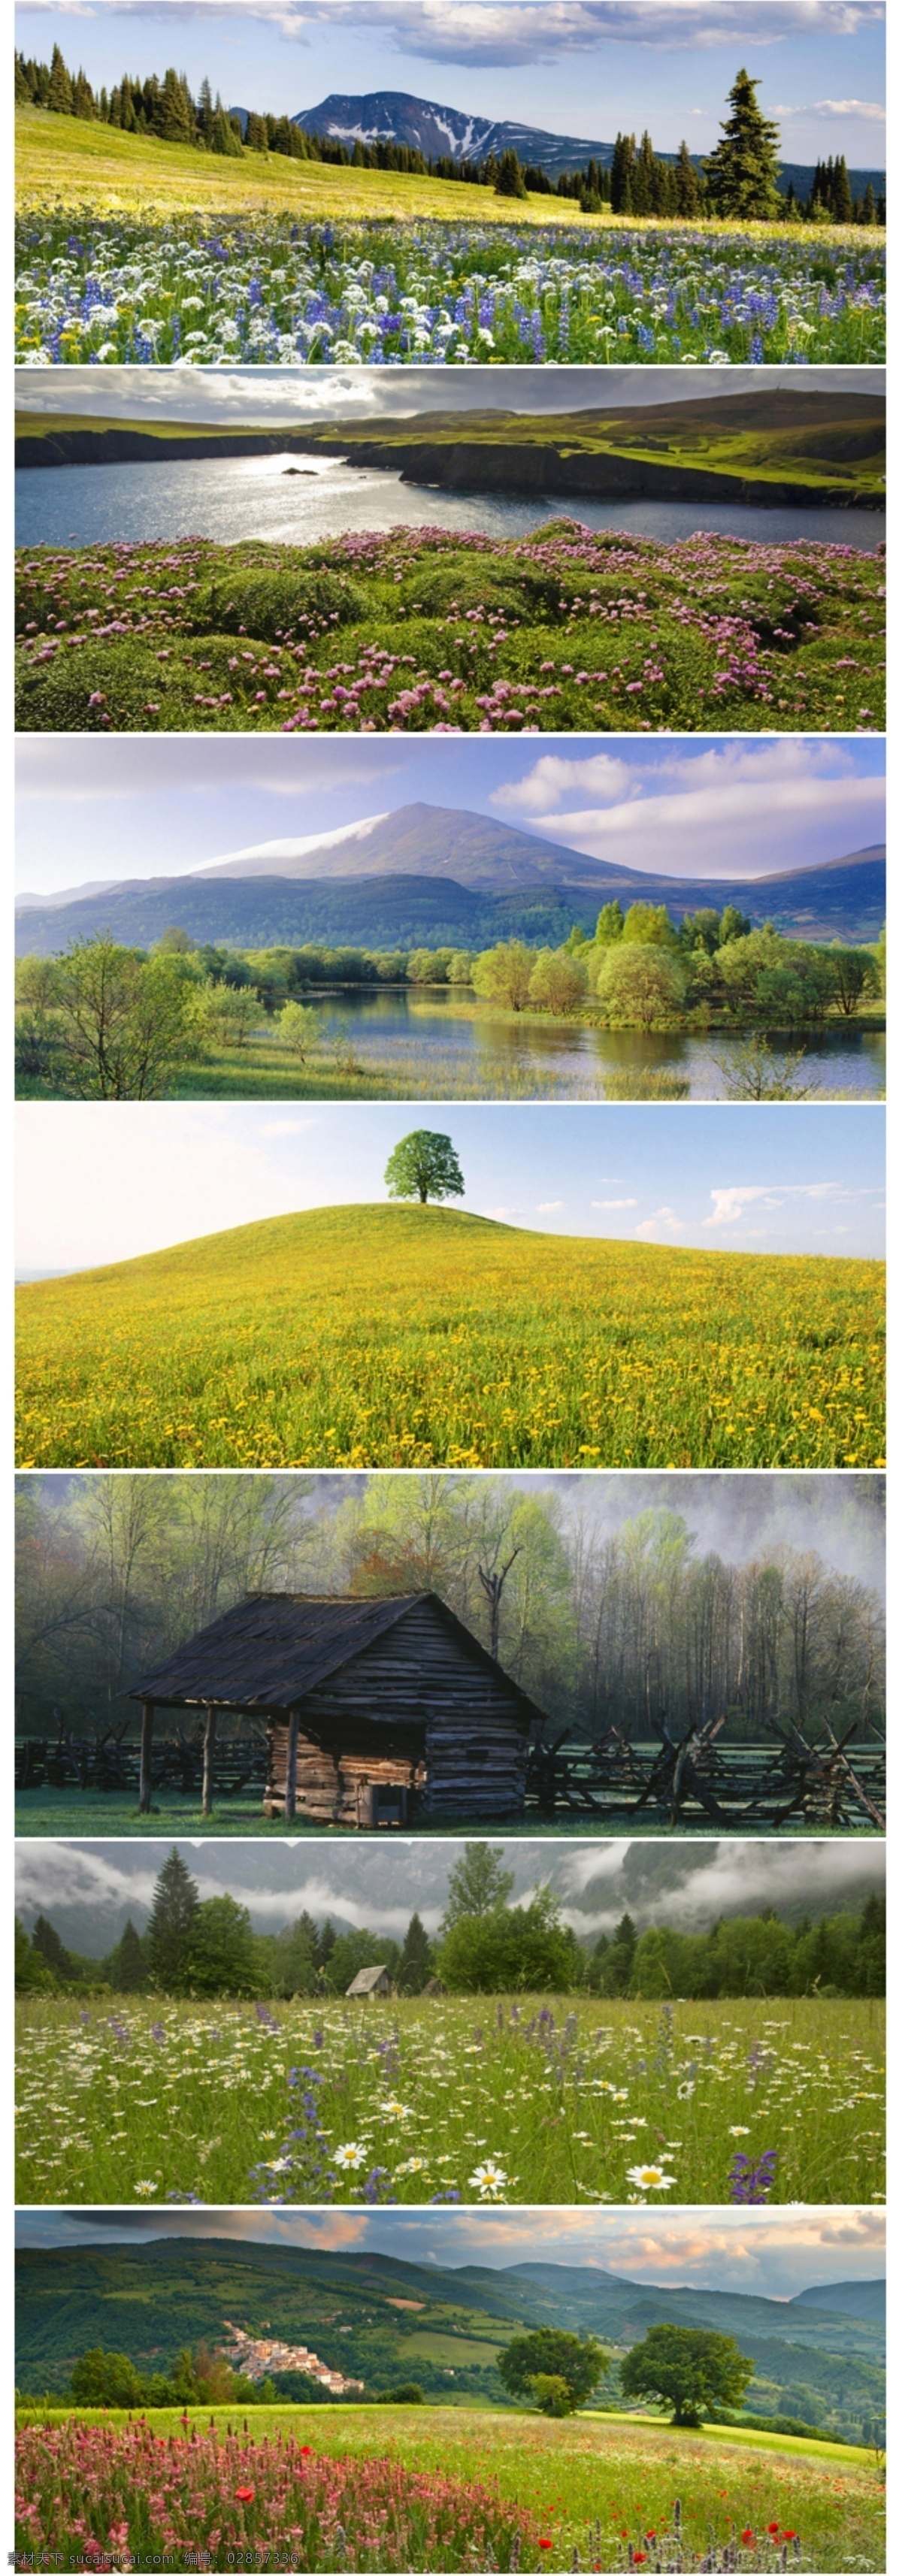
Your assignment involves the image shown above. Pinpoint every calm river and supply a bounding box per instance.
[297,987,885,1102]
[14,452,886,553]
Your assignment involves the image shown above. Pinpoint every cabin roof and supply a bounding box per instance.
[346,1965,392,1995]
[129,1590,546,1725]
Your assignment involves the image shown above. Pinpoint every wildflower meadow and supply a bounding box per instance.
[14,210,886,368]
[14,522,886,737]
[12,2409,885,2572]
[14,1204,886,1470]
[14,1991,884,2211]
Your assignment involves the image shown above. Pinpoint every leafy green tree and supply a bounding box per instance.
[596,944,687,1029]
[528,2373,577,2417]
[595,900,625,945]
[186,1894,262,1995]
[619,2325,753,2427]
[826,948,880,1017]
[498,2329,608,2412]
[186,978,262,1051]
[108,1919,149,1992]
[147,1848,199,1990]
[438,1886,580,1993]
[442,1843,515,1927]
[704,68,782,220]
[379,2381,425,2403]
[277,1000,320,1060]
[47,934,191,1099]
[622,903,679,948]
[397,1911,434,1993]
[471,941,535,1011]
[71,2348,143,2407]
[384,1129,465,1205]
[528,949,588,1016]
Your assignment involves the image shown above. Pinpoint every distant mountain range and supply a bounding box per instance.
[16,2238,885,2430]
[15,806,886,954]
[229,86,885,198]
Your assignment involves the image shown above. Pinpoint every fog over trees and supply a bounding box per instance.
[16,1474,884,1746]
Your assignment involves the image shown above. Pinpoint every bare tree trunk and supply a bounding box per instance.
[202,1703,217,1816]
[139,1700,155,1813]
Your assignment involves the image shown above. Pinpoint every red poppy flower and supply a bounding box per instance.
[539,2542,552,2552]
[301,2444,313,2455]
[634,2556,648,2568]
[235,2486,255,2504]
[767,2525,780,2537]
[782,2535,797,2544]
[741,2535,755,2547]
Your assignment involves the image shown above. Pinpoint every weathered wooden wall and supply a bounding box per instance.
[263,1601,531,1822]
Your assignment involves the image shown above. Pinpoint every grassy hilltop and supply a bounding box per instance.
[15,1202,885,1471]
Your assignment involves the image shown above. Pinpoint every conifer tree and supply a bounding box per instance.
[109,1919,148,1992]
[48,43,73,114]
[861,182,876,225]
[14,55,31,105]
[160,68,194,144]
[147,1848,199,1988]
[72,68,95,120]
[32,1913,76,1979]
[398,1911,434,1993]
[704,67,782,220]
[676,140,700,218]
[834,153,852,222]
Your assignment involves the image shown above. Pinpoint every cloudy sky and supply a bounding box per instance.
[15,2204,886,2300]
[17,364,884,432]
[15,1099,885,1271]
[14,2,885,164]
[15,1833,885,1955]
[17,734,886,902]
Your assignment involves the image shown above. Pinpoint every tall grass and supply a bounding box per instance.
[14,1991,884,2210]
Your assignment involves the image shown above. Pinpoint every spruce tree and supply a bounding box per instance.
[676,141,700,219]
[160,68,194,145]
[834,154,852,222]
[72,68,95,121]
[861,183,876,225]
[147,1849,199,1989]
[14,56,31,106]
[110,1919,148,1992]
[48,44,73,115]
[398,1912,434,1993]
[32,1913,76,1979]
[704,68,782,220]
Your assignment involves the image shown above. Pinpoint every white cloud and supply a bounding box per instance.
[536,1199,565,1211]
[705,1185,771,1226]
[487,739,885,884]
[25,2,885,59]
[592,1197,637,1208]
[776,94,886,116]
[492,751,636,815]
[634,1205,683,1238]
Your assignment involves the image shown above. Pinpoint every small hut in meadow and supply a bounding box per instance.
[129,1592,544,1824]
[346,1964,393,1997]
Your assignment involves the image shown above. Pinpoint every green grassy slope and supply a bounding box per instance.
[15,1202,885,1471]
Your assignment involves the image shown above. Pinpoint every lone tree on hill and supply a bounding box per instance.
[704,68,782,220]
[619,2324,753,2428]
[498,2328,609,2415]
[384,1129,465,1206]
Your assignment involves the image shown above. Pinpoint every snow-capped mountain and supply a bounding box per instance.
[290,89,614,176]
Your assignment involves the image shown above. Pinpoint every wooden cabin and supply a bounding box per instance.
[129,1592,544,1824]
[347,1965,392,1997]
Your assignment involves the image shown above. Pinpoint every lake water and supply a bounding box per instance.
[14,452,886,554]
[300,987,885,1101]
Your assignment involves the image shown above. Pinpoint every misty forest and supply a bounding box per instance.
[16,1473,885,1751]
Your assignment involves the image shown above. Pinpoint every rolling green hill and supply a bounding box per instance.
[15,2239,885,2436]
[14,390,886,504]
[15,1202,886,1471]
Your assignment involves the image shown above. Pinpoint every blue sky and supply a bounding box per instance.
[15,2,886,165]
[15,1833,884,1954]
[14,2204,885,2298]
[15,1099,885,1271]
[17,733,886,899]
